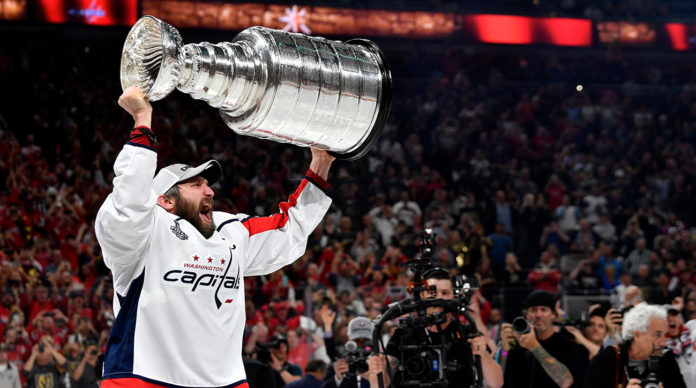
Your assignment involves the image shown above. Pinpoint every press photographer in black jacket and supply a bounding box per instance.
[583,303,685,388]
[378,268,503,388]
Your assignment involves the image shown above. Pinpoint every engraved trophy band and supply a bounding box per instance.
[120,15,392,160]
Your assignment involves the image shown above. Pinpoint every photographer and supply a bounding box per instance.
[71,342,100,388]
[264,334,303,385]
[22,335,67,388]
[583,303,686,388]
[501,290,582,388]
[383,268,503,388]
[66,317,97,347]
[321,316,373,388]
[564,307,608,360]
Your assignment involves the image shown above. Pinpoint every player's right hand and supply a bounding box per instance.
[118,86,152,119]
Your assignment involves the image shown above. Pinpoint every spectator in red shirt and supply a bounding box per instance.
[28,311,67,349]
[269,301,291,335]
[286,329,311,372]
[544,175,566,211]
[528,250,562,293]
[64,290,92,320]
[27,285,56,322]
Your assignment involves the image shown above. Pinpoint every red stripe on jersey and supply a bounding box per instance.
[101,378,161,387]
[243,179,309,236]
[128,127,155,148]
[305,168,329,190]
[102,378,250,388]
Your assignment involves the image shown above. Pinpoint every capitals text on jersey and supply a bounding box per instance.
[163,270,241,292]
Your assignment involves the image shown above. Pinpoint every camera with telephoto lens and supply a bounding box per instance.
[641,354,661,388]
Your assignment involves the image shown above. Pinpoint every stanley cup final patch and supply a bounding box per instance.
[171,219,188,240]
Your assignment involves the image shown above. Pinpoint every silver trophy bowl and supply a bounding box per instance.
[120,15,392,160]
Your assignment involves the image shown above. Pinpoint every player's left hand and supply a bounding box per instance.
[309,147,335,180]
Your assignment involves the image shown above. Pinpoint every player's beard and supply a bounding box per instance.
[175,196,216,238]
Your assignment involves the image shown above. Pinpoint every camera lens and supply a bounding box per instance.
[512,317,531,334]
[405,356,427,377]
[353,359,369,374]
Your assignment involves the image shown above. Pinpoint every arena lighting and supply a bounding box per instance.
[33,0,137,25]
[665,23,690,51]
[467,14,534,44]
[0,0,27,20]
[140,1,458,37]
[462,14,593,46]
[140,0,593,46]
[597,21,656,45]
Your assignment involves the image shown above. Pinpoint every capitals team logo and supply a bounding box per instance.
[163,246,240,309]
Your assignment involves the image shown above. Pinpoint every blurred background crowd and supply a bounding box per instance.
[2,0,696,387]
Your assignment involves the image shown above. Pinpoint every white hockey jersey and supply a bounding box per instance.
[95,143,331,387]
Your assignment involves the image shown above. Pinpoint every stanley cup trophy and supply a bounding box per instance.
[120,15,392,160]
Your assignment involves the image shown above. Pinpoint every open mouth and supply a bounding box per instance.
[200,201,213,225]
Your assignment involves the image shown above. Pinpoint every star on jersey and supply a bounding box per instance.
[279,5,312,34]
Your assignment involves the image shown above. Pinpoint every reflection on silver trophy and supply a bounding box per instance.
[120,15,392,160]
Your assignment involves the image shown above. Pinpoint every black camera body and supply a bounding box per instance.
[342,340,370,375]
[641,355,661,388]
[400,346,445,386]
[347,355,369,375]
[346,352,370,375]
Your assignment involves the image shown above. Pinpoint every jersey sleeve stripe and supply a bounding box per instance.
[242,179,309,236]
[304,168,330,191]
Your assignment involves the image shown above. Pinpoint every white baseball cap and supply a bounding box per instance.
[152,160,222,196]
[347,316,374,340]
